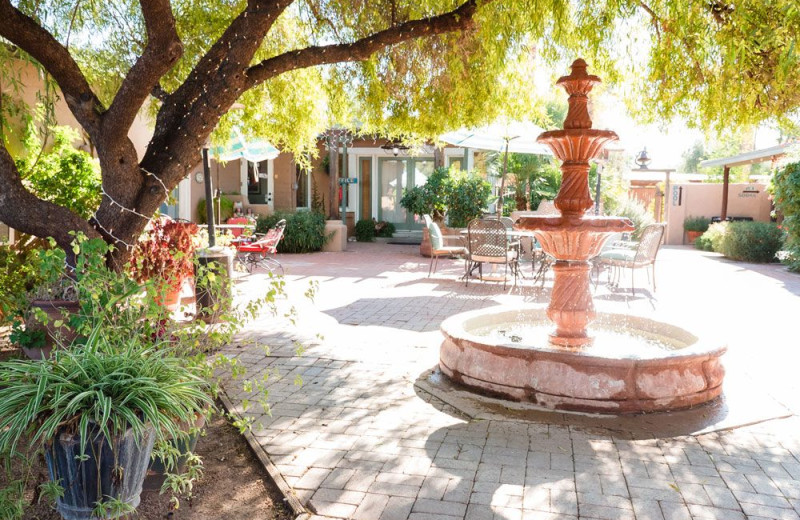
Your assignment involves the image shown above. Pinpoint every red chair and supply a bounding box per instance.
[226,217,251,238]
[235,219,286,275]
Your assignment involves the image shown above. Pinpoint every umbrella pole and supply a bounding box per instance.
[497,140,509,218]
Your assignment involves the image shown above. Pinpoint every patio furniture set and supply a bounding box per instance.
[424,214,666,295]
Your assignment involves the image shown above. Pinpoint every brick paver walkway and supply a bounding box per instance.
[222,243,800,520]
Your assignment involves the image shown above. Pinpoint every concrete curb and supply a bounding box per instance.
[218,391,310,520]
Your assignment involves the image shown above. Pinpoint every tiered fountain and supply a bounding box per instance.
[439,60,726,413]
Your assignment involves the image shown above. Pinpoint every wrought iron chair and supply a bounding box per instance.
[593,223,665,295]
[465,218,519,289]
[423,215,467,277]
[235,219,286,275]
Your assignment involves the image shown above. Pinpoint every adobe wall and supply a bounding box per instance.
[664,183,772,245]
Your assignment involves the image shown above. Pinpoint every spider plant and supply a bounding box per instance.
[0,324,213,517]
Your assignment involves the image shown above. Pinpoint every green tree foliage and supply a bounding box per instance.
[1,0,799,260]
[15,126,100,220]
[399,167,451,221]
[680,141,708,174]
[447,172,492,227]
[771,156,800,271]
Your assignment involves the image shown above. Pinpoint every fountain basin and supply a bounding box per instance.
[439,306,726,414]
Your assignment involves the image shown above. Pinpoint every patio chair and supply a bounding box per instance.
[465,218,519,289]
[423,214,467,277]
[235,219,286,275]
[593,223,665,295]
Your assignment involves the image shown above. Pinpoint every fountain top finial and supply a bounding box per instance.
[553,58,602,130]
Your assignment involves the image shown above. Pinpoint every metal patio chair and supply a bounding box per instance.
[593,223,665,295]
[465,218,519,289]
[235,219,286,275]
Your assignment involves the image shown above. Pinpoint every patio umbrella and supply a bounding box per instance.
[440,121,551,217]
[212,128,280,163]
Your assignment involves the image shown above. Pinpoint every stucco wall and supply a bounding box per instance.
[665,183,773,245]
[7,61,152,159]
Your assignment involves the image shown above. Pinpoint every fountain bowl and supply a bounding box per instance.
[439,306,726,414]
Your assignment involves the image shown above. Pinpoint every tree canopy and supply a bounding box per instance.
[0,0,797,262]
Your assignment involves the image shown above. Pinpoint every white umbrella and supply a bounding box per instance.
[440,122,552,216]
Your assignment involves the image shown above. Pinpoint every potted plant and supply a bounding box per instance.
[684,216,711,244]
[400,167,451,256]
[0,327,212,519]
[14,276,80,359]
[130,218,199,310]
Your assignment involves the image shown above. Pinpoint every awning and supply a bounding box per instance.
[213,129,280,163]
[699,142,795,169]
[439,121,552,155]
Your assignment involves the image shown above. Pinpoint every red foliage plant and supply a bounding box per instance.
[129,218,199,290]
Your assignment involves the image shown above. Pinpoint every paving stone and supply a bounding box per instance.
[368,480,421,498]
[631,498,666,520]
[578,503,636,520]
[380,496,415,520]
[412,498,468,516]
[687,504,746,520]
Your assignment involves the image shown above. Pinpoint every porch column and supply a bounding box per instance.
[434,147,445,169]
[721,166,730,220]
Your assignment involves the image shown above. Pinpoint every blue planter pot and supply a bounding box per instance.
[45,425,155,520]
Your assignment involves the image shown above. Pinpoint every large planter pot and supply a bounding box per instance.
[143,411,207,490]
[45,424,156,520]
[686,230,703,244]
[420,227,432,257]
[24,300,80,360]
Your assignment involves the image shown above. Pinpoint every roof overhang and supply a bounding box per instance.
[699,142,796,169]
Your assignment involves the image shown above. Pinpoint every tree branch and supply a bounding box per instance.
[0,145,100,249]
[103,0,182,139]
[0,0,103,137]
[245,0,482,86]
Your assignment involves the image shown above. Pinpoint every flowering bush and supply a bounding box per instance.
[129,218,199,290]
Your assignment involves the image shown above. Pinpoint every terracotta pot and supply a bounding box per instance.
[420,227,432,257]
[153,283,182,311]
[686,230,703,244]
[24,300,80,360]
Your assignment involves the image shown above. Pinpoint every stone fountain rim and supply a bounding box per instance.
[440,305,727,363]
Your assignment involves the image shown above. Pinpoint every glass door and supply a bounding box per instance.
[378,158,434,229]
[378,158,408,227]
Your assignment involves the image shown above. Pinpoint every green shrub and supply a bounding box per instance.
[399,167,450,221]
[606,197,655,240]
[197,196,234,224]
[719,221,784,263]
[256,211,329,253]
[0,240,44,325]
[700,221,729,252]
[375,221,395,238]
[771,159,800,271]
[694,233,713,251]
[15,126,101,220]
[355,219,376,242]
[447,173,492,228]
[684,216,711,232]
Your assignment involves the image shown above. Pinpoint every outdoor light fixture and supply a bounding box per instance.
[380,141,410,157]
[634,147,652,169]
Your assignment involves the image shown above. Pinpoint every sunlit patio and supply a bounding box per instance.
[222,243,800,520]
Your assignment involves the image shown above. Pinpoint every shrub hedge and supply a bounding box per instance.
[719,221,784,263]
[771,159,800,271]
[355,219,376,242]
[255,211,329,253]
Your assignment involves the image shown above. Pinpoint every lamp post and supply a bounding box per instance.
[201,145,215,247]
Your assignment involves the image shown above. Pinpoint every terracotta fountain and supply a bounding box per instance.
[439,60,726,413]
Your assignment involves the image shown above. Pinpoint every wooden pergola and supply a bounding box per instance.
[699,142,796,220]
